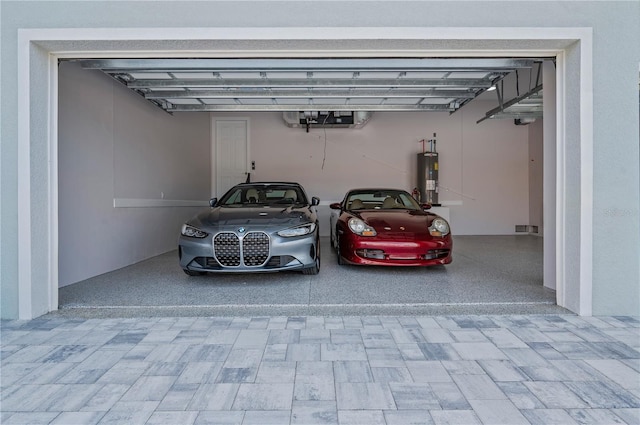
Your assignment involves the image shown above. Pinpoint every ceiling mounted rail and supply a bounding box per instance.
[71,57,536,113]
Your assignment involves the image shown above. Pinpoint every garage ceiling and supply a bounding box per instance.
[73,58,542,116]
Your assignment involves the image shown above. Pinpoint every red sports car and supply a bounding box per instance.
[330,188,452,266]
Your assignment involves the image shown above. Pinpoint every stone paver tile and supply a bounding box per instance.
[268,329,300,344]
[180,344,231,363]
[420,329,454,344]
[366,348,404,362]
[452,374,507,400]
[120,375,176,401]
[222,349,262,368]
[321,344,367,361]
[371,367,414,383]
[406,361,452,383]
[333,361,373,383]
[143,361,186,376]
[568,408,628,424]
[414,317,440,329]
[188,383,239,410]
[50,411,105,425]
[157,383,199,411]
[520,364,570,381]
[204,330,240,345]
[338,409,385,424]
[176,362,223,384]
[287,343,321,361]
[522,408,580,424]
[564,381,640,408]
[330,329,362,344]
[263,344,288,362]
[398,343,426,361]
[232,383,294,410]
[215,367,257,383]
[468,399,529,424]
[481,328,529,348]
[586,359,640,390]
[430,381,471,410]
[294,380,336,401]
[193,411,244,425]
[255,361,296,383]
[478,359,528,382]
[384,410,435,425]
[450,329,489,343]
[291,401,338,424]
[233,330,269,349]
[299,329,331,344]
[502,347,551,367]
[145,411,199,425]
[242,410,292,424]
[1,362,43,386]
[527,342,567,360]
[336,383,396,410]
[81,384,130,412]
[389,383,440,410]
[297,361,334,382]
[417,343,461,361]
[429,409,482,425]
[451,342,508,360]
[496,382,545,409]
[440,360,485,375]
[2,412,60,425]
[389,328,426,344]
[97,401,158,425]
[612,408,640,424]
[524,381,589,408]
[96,361,150,384]
[2,384,64,411]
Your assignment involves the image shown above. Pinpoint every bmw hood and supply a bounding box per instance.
[189,206,315,231]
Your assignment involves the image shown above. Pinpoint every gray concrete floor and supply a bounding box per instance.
[56,236,564,318]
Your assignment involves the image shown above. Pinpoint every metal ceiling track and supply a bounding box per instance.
[72,58,535,113]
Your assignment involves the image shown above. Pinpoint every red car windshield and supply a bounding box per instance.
[346,190,421,211]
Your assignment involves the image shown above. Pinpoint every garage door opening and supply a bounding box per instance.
[55,56,559,316]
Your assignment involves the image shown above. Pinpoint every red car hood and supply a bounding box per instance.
[354,210,435,239]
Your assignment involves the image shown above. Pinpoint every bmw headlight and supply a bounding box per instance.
[429,218,450,237]
[348,218,377,236]
[181,224,208,238]
[277,223,316,237]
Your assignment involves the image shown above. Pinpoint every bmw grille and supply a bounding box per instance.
[213,232,270,267]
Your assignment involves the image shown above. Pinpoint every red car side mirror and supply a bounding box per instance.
[329,202,342,210]
[421,203,432,210]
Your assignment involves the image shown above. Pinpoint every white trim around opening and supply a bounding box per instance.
[15,26,593,319]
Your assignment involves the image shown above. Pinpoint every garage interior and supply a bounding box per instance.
[56,56,560,317]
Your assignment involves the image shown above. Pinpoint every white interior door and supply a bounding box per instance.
[214,119,249,196]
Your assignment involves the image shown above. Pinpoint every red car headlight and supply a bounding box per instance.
[348,218,377,236]
[429,218,450,237]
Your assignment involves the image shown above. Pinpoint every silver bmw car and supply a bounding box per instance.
[179,182,321,276]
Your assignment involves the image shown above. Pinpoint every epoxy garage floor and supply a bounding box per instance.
[57,236,565,318]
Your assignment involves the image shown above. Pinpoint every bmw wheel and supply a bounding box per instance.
[302,238,320,275]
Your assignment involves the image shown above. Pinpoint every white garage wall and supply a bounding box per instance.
[214,106,533,236]
[58,62,210,287]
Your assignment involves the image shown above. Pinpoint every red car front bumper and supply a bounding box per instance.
[339,235,452,266]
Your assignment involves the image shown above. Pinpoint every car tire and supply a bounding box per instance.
[302,237,320,275]
[183,269,204,276]
[336,234,345,266]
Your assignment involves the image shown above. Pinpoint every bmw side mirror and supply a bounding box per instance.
[329,202,342,210]
[311,197,320,206]
[421,203,432,210]
[209,198,218,207]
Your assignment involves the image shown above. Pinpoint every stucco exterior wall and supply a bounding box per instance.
[1,1,638,318]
